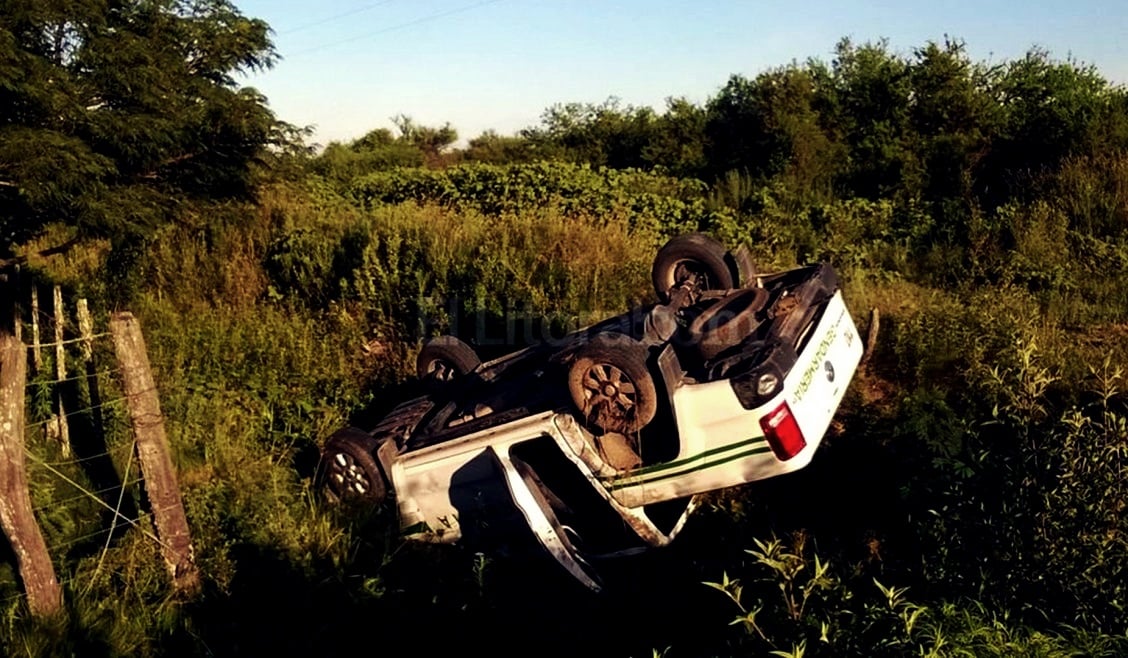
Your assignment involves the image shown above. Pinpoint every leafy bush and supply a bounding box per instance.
[1052,152,1128,239]
[900,335,1128,631]
[350,162,732,234]
[704,534,1128,657]
[261,195,656,344]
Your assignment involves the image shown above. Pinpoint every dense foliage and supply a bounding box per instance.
[2,27,1128,657]
[0,0,285,250]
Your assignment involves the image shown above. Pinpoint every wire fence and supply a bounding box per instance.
[31,476,144,513]
[0,507,169,607]
[0,286,199,612]
[26,366,125,388]
[20,332,168,544]
[29,440,136,469]
[24,395,128,430]
[25,333,112,350]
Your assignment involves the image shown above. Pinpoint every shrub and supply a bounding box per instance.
[350,162,732,234]
[703,534,1128,657]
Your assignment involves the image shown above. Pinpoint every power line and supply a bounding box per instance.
[288,0,503,57]
[279,0,398,35]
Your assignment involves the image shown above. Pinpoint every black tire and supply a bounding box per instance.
[652,233,737,302]
[567,333,658,434]
[417,335,480,384]
[320,430,388,505]
[687,287,769,360]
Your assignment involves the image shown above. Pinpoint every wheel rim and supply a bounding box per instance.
[673,258,713,289]
[327,451,371,498]
[579,362,638,427]
[425,358,457,382]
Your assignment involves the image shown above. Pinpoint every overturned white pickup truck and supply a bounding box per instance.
[320,233,863,590]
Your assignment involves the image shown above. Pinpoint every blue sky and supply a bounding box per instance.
[235,0,1128,147]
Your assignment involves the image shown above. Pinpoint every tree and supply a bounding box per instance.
[825,38,915,200]
[905,40,1000,241]
[642,97,708,178]
[310,127,423,185]
[392,114,457,164]
[0,0,284,254]
[977,48,1116,207]
[524,98,658,169]
[463,130,540,164]
[705,67,842,204]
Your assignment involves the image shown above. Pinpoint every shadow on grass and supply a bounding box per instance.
[136,518,750,657]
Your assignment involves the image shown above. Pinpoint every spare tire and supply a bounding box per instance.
[567,333,658,434]
[417,335,480,385]
[652,233,737,302]
[688,287,769,360]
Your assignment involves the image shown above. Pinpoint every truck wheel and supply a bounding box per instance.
[417,335,480,385]
[652,233,737,302]
[320,430,388,506]
[568,334,657,434]
[688,287,770,360]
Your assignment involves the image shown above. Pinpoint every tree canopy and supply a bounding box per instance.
[0,0,284,252]
[430,38,1127,243]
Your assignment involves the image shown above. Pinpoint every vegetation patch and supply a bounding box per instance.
[2,6,1128,653]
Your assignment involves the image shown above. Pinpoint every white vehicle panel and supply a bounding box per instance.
[604,290,861,507]
[395,412,559,542]
[785,293,862,451]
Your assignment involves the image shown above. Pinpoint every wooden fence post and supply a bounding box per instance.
[11,265,20,343]
[76,300,93,364]
[30,287,40,371]
[51,286,69,456]
[110,312,199,594]
[861,307,880,371]
[0,334,63,617]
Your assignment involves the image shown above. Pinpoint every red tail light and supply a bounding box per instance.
[759,402,807,461]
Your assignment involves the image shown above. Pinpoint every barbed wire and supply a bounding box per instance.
[23,332,113,350]
[29,501,188,563]
[32,478,144,513]
[20,304,67,327]
[4,293,198,606]
[0,511,157,605]
[23,396,129,430]
[0,511,158,607]
[0,576,78,607]
[42,502,188,555]
[23,450,171,552]
[45,513,149,554]
[28,441,135,468]
[25,366,126,388]
[23,384,160,431]
[85,436,137,594]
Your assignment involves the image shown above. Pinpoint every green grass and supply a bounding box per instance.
[4,169,1128,656]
